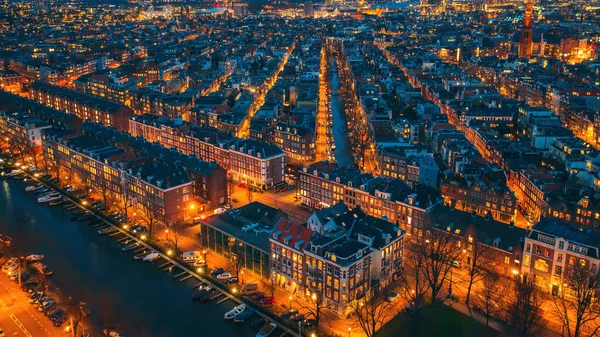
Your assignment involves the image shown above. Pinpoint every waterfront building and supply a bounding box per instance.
[0,111,51,152]
[43,130,195,224]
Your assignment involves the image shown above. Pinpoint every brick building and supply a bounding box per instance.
[522,218,600,294]
[30,81,134,131]
[299,161,440,236]
[129,114,286,189]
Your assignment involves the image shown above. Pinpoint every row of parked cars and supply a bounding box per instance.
[1,258,68,326]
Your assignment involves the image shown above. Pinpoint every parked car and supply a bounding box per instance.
[251,292,265,300]
[237,183,247,188]
[53,314,68,326]
[216,272,232,280]
[211,268,224,277]
[225,277,239,285]
[259,297,275,305]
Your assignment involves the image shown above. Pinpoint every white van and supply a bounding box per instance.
[241,283,258,295]
[182,251,203,263]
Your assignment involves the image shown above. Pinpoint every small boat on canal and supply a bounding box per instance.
[49,198,67,206]
[122,242,140,252]
[199,289,221,302]
[133,250,150,260]
[234,307,255,323]
[30,262,53,276]
[98,227,117,235]
[142,252,160,262]
[25,184,43,192]
[26,254,44,262]
[224,304,246,320]
[192,285,212,301]
[103,329,124,337]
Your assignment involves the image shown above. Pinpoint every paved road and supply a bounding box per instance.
[0,274,62,337]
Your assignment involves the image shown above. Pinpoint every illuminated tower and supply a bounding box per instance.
[518,0,533,58]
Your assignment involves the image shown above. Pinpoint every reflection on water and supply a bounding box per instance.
[0,178,251,337]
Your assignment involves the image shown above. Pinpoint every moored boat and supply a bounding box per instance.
[234,307,255,323]
[224,304,246,320]
[25,184,43,192]
[256,322,277,337]
[199,289,220,302]
[30,262,53,276]
[98,227,117,235]
[121,242,140,252]
[103,329,124,337]
[26,254,44,262]
[133,250,149,260]
[142,252,160,262]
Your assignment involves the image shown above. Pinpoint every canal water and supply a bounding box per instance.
[329,64,354,168]
[0,178,253,337]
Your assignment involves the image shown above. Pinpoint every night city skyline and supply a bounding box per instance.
[0,1,600,337]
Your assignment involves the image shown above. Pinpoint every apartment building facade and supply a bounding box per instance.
[0,111,51,152]
[129,114,286,189]
[521,218,600,295]
[299,161,440,235]
[30,81,134,131]
[43,130,194,224]
[270,205,405,315]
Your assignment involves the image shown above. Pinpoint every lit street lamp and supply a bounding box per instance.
[289,296,292,310]
[348,327,351,337]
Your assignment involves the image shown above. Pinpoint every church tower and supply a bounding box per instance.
[518,0,533,58]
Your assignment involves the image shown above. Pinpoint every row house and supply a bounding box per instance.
[522,218,600,295]
[43,130,194,224]
[0,111,51,152]
[270,203,405,315]
[299,161,440,235]
[0,91,82,132]
[129,114,285,189]
[507,167,563,223]
[440,171,518,224]
[379,147,439,188]
[30,81,133,131]
[80,121,227,208]
[427,205,526,278]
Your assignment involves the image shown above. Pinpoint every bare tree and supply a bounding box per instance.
[98,180,111,209]
[351,292,393,337]
[419,228,462,303]
[117,184,134,219]
[138,201,158,239]
[228,240,245,280]
[465,240,498,305]
[171,224,184,253]
[550,265,600,337]
[294,290,325,329]
[474,272,506,326]
[399,241,430,313]
[506,277,544,337]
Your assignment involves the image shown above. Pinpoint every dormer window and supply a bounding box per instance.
[311,245,317,253]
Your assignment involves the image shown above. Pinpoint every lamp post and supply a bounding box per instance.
[289,296,293,310]
[348,327,351,337]
[165,229,169,242]
[241,270,244,285]
[203,249,207,261]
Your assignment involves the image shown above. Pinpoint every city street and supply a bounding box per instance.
[0,273,62,337]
